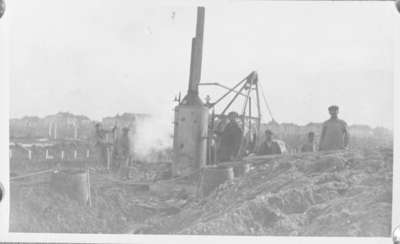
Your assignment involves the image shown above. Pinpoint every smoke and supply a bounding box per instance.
[130,114,173,162]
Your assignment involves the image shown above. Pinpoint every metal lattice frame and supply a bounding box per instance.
[198,71,263,159]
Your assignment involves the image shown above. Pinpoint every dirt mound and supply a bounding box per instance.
[10,173,160,233]
[140,147,392,236]
[9,143,393,236]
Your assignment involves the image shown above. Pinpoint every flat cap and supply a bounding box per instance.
[328,105,339,111]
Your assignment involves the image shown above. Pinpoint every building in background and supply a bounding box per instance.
[348,125,373,138]
[102,113,150,135]
[10,112,94,141]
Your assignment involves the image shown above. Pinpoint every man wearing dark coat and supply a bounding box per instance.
[319,105,349,151]
[217,112,243,162]
[257,129,282,155]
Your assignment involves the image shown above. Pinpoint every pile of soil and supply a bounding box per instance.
[9,144,393,236]
[9,162,181,233]
[140,147,393,236]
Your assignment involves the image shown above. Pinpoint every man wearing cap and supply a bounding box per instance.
[257,129,282,155]
[217,111,243,162]
[319,105,349,151]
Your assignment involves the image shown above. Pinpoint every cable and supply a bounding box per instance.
[10,169,55,181]
[259,82,275,122]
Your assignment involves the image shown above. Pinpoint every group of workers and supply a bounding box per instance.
[94,123,131,177]
[215,105,349,162]
[93,105,349,171]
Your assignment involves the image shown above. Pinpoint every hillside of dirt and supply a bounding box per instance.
[10,141,393,236]
[134,145,393,236]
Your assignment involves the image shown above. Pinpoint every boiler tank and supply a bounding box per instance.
[173,102,208,176]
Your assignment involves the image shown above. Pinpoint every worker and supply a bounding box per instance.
[319,105,349,151]
[94,123,107,170]
[118,127,131,179]
[301,132,316,152]
[257,129,282,155]
[217,111,243,162]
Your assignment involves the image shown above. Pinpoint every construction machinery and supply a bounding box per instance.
[173,7,208,176]
[173,7,266,176]
[200,71,264,162]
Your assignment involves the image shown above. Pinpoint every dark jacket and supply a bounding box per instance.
[319,118,349,151]
[218,121,243,162]
[257,140,282,155]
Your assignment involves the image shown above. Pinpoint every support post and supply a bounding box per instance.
[54,122,58,139]
[255,82,262,131]
[48,123,52,138]
[74,124,78,140]
[106,148,111,170]
[87,168,92,207]
[241,82,252,131]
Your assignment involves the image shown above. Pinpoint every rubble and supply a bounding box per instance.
[140,146,393,236]
[10,140,392,236]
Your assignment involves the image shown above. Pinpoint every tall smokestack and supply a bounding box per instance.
[188,6,205,95]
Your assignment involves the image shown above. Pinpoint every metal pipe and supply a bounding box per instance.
[210,77,248,108]
[188,7,205,94]
[255,81,262,131]
[214,114,260,120]
[241,83,252,121]
[259,81,275,121]
[221,78,248,115]
[198,82,248,97]
[249,96,252,145]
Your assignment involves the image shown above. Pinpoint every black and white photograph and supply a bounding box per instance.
[1,0,399,239]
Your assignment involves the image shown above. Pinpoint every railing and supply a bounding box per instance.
[9,147,94,161]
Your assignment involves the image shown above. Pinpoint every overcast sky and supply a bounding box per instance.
[8,0,397,129]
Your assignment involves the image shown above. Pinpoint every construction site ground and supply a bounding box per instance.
[9,138,393,236]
